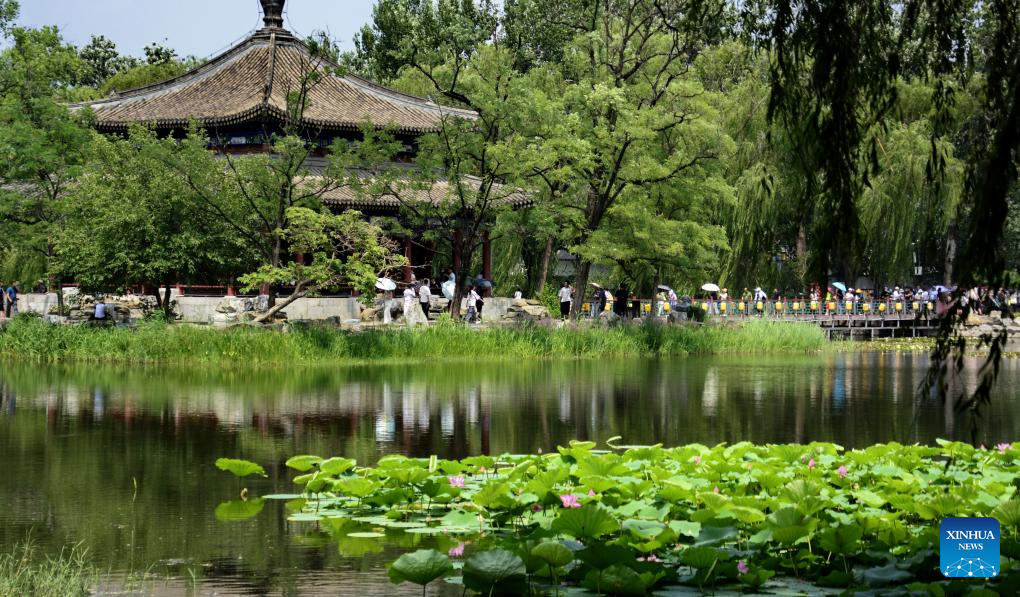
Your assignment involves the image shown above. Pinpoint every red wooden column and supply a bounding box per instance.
[294,252,305,265]
[226,276,236,296]
[482,231,492,297]
[403,238,413,283]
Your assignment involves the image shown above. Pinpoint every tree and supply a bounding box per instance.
[519,0,734,316]
[238,207,406,323]
[78,35,138,88]
[156,34,353,306]
[53,127,250,317]
[0,21,91,296]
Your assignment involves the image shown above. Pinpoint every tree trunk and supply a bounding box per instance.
[796,223,809,283]
[944,220,957,286]
[569,259,592,320]
[255,284,308,323]
[535,237,554,296]
[162,286,173,320]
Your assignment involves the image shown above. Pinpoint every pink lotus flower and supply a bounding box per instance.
[587,489,596,497]
[997,442,1012,454]
[531,503,543,512]
[638,554,661,563]
[448,543,465,557]
[808,458,816,469]
[747,463,754,471]
[693,455,702,465]
[838,465,848,478]
[713,486,720,494]
[737,560,749,574]
[448,475,465,488]
[560,494,581,509]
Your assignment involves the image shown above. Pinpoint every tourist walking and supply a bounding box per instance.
[466,285,481,323]
[558,281,573,320]
[4,281,17,318]
[614,285,628,317]
[402,284,416,323]
[418,280,431,320]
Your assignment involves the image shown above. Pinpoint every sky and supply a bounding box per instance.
[17,0,376,59]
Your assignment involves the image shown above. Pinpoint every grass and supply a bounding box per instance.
[0,317,826,367]
[0,541,96,597]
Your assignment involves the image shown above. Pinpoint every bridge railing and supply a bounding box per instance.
[578,299,945,320]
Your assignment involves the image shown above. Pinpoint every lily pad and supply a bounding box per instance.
[215,458,266,478]
[347,531,386,538]
[286,454,323,472]
[462,549,528,595]
[388,549,453,586]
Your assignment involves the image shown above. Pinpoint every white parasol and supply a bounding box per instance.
[701,283,720,292]
[375,278,397,291]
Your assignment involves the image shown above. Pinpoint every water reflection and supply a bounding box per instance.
[1,354,1018,595]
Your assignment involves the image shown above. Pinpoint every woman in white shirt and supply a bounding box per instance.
[418,280,431,319]
[558,282,573,320]
[403,285,416,322]
[466,286,481,322]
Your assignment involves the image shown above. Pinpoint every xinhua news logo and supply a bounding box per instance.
[940,517,1000,578]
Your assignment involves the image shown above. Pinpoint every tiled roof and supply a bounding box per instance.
[313,173,533,212]
[76,29,475,134]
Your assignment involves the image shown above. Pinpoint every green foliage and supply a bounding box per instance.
[0,318,825,366]
[214,458,267,478]
[54,126,246,309]
[236,206,405,310]
[0,541,96,597]
[217,439,1020,594]
[388,549,453,586]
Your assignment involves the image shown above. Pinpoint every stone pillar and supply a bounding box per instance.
[403,238,413,283]
[482,231,492,298]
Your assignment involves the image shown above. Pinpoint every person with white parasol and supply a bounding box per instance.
[702,283,720,315]
[375,278,397,324]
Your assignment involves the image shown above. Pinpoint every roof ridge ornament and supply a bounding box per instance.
[260,0,285,29]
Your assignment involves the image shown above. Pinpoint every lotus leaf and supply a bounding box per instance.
[856,564,911,587]
[388,549,453,586]
[818,523,863,554]
[582,564,647,596]
[551,505,619,540]
[319,457,356,476]
[285,455,323,472]
[215,458,266,478]
[462,549,527,594]
[531,541,574,568]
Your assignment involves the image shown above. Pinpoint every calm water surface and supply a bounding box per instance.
[1,353,1018,595]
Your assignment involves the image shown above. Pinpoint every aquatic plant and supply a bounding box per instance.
[0,541,96,597]
[218,439,1020,594]
[0,317,825,366]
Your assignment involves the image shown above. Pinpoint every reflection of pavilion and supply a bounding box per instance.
[75,0,529,285]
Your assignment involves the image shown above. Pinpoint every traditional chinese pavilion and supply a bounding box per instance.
[79,0,526,286]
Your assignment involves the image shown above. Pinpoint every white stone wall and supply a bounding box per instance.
[176,296,363,324]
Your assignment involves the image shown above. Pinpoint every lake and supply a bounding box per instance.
[1,353,1018,595]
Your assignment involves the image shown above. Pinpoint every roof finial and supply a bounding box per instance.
[260,0,285,29]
